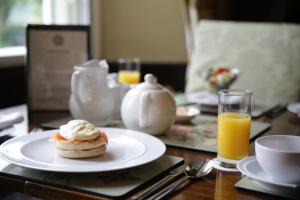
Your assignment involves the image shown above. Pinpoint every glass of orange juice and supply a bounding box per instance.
[217,89,253,169]
[118,58,141,85]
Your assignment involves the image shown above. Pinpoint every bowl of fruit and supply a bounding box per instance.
[205,67,239,93]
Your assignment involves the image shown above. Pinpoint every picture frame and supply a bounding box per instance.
[26,24,90,111]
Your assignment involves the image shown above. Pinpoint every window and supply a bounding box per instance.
[0,0,90,67]
[0,0,42,48]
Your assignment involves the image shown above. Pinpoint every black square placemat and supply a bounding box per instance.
[235,176,300,200]
[0,155,183,198]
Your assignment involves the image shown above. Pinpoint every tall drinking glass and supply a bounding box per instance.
[217,89,253,169]
[118,58,141,85]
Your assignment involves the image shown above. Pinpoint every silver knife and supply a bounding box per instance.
[132,165,185,200]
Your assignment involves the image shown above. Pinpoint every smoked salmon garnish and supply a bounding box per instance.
[99,132,108,144]
[51,132,108,145]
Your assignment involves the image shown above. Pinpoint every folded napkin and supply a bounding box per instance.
[0,112,24,130]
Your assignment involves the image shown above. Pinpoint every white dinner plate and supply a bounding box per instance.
[0,128,166,173]
[187,91,240,106]
[237,156,300,190]
[187,91,219,106]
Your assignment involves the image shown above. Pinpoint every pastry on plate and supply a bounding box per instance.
[50,119,108,158]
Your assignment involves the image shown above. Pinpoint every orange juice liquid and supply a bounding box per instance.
[217,112,251,160]
[118,70,140,84]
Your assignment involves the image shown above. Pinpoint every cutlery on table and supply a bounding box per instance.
[147,159,213,200]
[132,165,185,200]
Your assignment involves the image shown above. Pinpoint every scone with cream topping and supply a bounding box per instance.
[51,120,108,158]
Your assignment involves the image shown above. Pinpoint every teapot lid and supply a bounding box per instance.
[135,74,163,90]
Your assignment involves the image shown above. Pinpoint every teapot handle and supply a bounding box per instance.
[71,70,83,109]
[139,92,150,128]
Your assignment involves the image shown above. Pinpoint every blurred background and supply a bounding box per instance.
[0,0,299,108]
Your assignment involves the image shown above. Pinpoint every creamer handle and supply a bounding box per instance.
[71,70,83,109]
[139,92,150,128]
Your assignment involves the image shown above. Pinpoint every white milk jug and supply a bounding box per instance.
[69,59,114,125]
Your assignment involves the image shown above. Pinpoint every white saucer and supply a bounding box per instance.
[287,102,300,117]
[175,106,200,123]
[237,156,300,190]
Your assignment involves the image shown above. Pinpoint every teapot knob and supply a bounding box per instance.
[145,74,157,84]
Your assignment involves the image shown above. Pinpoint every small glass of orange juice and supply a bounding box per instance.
[118,58,141,85]
[217,89,253,169]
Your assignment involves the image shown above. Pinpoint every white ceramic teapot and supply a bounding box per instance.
[121,74,176,135]
[69,59,116,125]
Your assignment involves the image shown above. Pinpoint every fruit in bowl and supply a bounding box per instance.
[205,67,239,93]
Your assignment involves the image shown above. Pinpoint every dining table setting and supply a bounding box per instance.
[0,61,299,200]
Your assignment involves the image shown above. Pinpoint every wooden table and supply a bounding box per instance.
[1,109,299,200]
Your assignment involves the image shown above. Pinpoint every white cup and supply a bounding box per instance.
[255,135,300,184]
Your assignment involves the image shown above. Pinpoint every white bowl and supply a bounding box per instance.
[175,106,200,123]
[255,135,300,184]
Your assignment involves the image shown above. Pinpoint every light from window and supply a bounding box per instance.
[0,0,42,48]
[0,0,90,48]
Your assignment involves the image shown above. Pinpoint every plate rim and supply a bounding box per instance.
[0,128,166,173]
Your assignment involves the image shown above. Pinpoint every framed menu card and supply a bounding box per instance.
[26,25,90,111]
